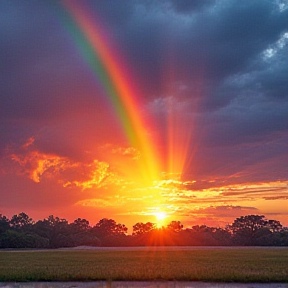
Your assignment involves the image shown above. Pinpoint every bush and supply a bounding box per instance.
[0,230,49,248]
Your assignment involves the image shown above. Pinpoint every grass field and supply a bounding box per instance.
[0,247,288,282]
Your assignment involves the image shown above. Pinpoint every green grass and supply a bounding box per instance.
[0,248,288,282]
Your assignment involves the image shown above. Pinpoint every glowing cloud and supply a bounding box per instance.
[9,139,123,190]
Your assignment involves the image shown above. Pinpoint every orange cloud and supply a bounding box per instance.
[99,144,141,159]
[9,140,124,190]
[11,150,69,183]
[21,137,35,149]
[4,138,288,228]
[75,195,127,207]
[63,160,125,190]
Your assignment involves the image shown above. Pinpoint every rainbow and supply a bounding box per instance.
[57,1,160,182]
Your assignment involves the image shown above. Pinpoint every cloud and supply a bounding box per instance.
[99,144,141,160]
[262,195,288,201]
[168,0,215,14]
[188,205,259,218]
[0,1,287,226]
[75,196,127,208]
[5,138,125,190]
[157,181,288,212]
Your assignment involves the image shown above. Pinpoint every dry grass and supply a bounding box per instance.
[0,247,288,282]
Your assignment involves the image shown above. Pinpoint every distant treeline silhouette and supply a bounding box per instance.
[0,213,287,248]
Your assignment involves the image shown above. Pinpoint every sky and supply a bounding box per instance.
[1,0,288,232]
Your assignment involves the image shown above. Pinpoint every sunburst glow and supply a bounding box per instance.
[153,211,168,228]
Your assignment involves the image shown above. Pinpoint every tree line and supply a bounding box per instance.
[0,213,287,248]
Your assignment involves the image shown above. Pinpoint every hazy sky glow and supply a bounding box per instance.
[1,0,288,231]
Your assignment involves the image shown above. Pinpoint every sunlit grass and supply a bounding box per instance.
[0,248,288,282]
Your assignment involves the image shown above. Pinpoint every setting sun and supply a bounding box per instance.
[155,211,167,221]
[154,211,168,228]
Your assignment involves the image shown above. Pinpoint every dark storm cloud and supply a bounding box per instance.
[0,1,100,121]
[0,0,287,184]
[109,0,288,101]
[168,0,215,13]
[0,0,118,159]
[1,0,287,115]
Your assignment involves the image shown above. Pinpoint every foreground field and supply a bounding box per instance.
[0,247,288,282]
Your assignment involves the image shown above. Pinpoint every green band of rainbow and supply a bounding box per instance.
[57,1,160,181]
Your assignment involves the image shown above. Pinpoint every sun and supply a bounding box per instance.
[155,211,167,220]
[154,211,168,228]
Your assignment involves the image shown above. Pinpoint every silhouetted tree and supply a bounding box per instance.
[167,221,183,232]
[93,218,127,238]
[0,212,286,248]
[71,218,90,232]
[68,218,100,247]
[33,219,53,241]
[10,212,33,231]
[210,227,232,245]
[266,219,283,233]
[91,218,128,246]
[32,215,70,248]
[229,215,283,245]
[0,214,10,234]
[132,222,155,235]
[0,230,49,248]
